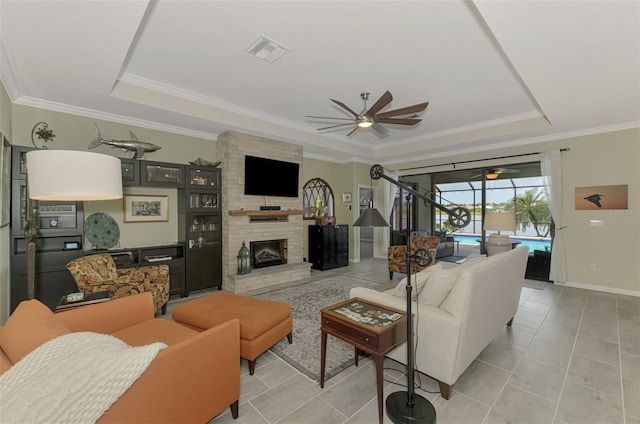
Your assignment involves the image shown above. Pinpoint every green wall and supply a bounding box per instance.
[391,127,640,295]
[1,94,637,324]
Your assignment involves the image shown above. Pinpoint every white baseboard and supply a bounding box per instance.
[556,280,640,298]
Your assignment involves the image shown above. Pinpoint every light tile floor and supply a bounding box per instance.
[167,256,639,424]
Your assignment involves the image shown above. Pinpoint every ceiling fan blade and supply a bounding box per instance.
[330,99,360,118]
[372,123,390,137]
[305,115,355,121]
[376,117,422,125]
[365,90,393,117]
[345,126,359,137]
[375,102,429,119]
[317,122,357,131]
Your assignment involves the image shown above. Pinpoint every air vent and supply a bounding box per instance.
[244,35,289,63]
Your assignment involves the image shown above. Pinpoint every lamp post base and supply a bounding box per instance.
[386,391,436,424]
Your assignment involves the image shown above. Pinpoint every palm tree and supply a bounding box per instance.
[513,189,551,237]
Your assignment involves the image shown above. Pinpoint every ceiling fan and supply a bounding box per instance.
[306,90,428,137]
[472,167,521,180]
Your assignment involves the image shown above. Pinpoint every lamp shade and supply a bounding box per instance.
[26,150,123,201]
[353,207,390,227]
[483,211,516,232]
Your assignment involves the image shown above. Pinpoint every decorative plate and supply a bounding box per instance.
[84,212,120,249]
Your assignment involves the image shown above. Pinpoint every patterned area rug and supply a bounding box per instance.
[254,276,395,383]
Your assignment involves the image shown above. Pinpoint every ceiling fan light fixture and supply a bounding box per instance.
[358,118,373,128]
[486,172,499,180]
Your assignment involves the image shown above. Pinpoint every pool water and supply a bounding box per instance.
[453,234,551,252]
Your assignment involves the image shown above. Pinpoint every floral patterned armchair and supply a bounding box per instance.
[66,253,170,314]
[388,235,440,279]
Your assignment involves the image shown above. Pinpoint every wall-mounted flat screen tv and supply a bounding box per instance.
[244,155,299,198]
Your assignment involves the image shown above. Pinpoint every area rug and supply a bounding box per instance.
[254,276,395,383]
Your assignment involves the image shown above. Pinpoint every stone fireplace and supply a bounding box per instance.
[218,131,311,294]
[250,239,286,268]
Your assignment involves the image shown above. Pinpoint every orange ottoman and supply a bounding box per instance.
[172,292,292,374]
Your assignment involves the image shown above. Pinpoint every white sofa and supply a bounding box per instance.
[350,246,529,399]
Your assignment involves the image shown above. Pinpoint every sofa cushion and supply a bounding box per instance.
[392,263,443,299]
[453,254,488,271]
[0,300,70,364]
[417,270,459,307]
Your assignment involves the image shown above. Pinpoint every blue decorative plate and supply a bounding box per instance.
[84,212,120,249]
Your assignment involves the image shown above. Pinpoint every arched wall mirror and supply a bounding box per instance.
[302,178,335,220]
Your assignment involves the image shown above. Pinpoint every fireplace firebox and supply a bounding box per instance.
[250,239,286,269]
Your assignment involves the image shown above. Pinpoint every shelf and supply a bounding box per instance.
[228,209,304,223]
[228,210,304,217]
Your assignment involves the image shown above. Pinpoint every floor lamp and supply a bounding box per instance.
[24,150,122,299]
[356,164,471,423]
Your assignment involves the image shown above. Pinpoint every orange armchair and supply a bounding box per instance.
[388,235,440,279]
[66,253,170,314]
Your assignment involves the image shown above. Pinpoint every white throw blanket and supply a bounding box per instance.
[0,332,166,423]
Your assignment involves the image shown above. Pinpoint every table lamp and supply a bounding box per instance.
[483,211,516,256]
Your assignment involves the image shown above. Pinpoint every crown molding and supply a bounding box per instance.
[12,95,218,141]
[119,73,317,135]
[0,41,21,101]
[383,120,640,167]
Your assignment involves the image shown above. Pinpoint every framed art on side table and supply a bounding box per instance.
[124,194,169,222]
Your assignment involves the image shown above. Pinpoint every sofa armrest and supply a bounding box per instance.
[98,319,241,423]
[350,286,462,384]
[55,292,155,334]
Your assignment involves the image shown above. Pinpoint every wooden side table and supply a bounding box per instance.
[320,298,407,424]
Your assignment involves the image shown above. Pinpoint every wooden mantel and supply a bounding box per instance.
[228,209,304,217]
[228,210,304,222]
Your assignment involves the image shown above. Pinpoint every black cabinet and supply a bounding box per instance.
[120,158,140,186]
[179,166,222,294]
[525,250,551,281]
[98,244,186,296]
[9,146,222,309]
[309,225,349,270]
[10,250,85,311]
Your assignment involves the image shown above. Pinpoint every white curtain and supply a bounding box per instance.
[374,173,399,258]
[540,150,567,284]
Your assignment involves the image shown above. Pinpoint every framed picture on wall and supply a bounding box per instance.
[575,185,628,210]
[0,134,10,228]
[123,194,169,222]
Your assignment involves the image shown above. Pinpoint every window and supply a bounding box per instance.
[302,178,335,219]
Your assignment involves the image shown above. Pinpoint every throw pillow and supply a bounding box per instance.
[392,263,443,299]
[417,270,459,307]
[0,300,71,364]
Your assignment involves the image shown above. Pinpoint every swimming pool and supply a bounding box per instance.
[453,234,551,252]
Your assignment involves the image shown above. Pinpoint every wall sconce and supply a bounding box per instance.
[237,241,251,275]
[31,122,56,149]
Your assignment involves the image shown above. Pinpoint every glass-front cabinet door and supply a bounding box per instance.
[187,167,219,189]
[186,213,221,249]
[187,191,220,211]
[141,161,185,187]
